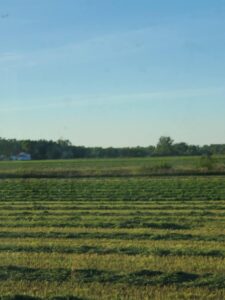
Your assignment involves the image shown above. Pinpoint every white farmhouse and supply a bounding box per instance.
[17,152,32,161]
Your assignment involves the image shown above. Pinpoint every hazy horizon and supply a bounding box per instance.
[1,0,225,147]
[0,134,224,149]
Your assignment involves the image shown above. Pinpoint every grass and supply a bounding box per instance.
[0,265,224,288]
[0,158,225,299]
[0,296,84,300]
[0,155,225,178]
[1,177,225,202]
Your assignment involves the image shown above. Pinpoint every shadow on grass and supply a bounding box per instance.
[0,266,224,288]
[0,245,224,257]
[0,296,86,300]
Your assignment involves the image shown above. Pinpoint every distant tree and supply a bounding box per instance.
[57,139,72,147]
[186,145,201,156]
[1,136,225,160]
[173,142,189,156]
[156,136,174,156]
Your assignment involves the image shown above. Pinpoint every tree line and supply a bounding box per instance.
[0,136,225,160]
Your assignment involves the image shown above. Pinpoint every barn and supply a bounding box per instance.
[17,152,32,161]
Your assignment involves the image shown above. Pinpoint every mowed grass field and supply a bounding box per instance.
[0,158,225,299]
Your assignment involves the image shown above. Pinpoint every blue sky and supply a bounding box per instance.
[0,0,225,146]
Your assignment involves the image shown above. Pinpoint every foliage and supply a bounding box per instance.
[1,136,225,160]
[199,154,214,170]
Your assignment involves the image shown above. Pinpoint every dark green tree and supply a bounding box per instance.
[156,136,174,156]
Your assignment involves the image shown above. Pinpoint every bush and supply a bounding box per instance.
[199,154,214,171]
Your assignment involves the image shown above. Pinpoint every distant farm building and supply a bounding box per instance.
[11,152,32,161]
[17,152,32,161]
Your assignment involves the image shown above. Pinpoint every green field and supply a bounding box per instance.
[0,158,225,299]
[1,155,225,178]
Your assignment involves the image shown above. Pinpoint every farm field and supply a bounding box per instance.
[0,155,225,178]
[0,160,225,299]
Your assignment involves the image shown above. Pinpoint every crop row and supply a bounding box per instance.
[0,177,225,201]
[0,265,224,289]
[0,230,224,241]
[0,244,224,257]
[1,176,224,299]
[0,220,194,229]
[0,209,224,217]
[0,202,224,210]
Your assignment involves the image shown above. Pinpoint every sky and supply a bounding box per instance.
[0,0,225,147]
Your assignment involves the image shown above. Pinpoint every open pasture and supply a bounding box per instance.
[0,160,224,299]
[0,155,225,178]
